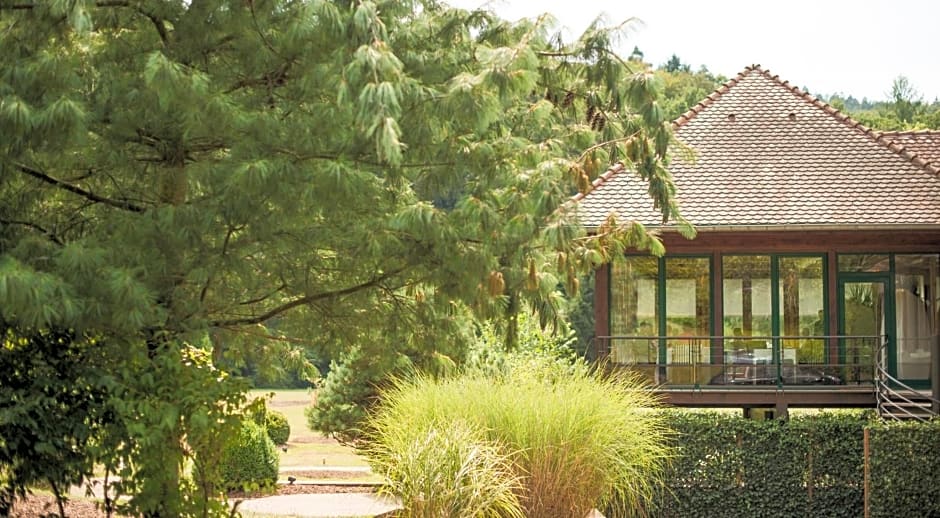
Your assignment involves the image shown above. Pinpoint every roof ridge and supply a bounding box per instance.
[879,129,940,136]
[671,64,760,129]
[750,66,940,176]
[571,162,625,202]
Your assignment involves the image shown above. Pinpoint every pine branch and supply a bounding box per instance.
[576,131,641,162]
[137,8,169,47]
[16,163,146,213]
[237,283,288,306]
[274,148,454,169]
[1,0,128,9]
[211,268,407,327]
[0,218,63,245]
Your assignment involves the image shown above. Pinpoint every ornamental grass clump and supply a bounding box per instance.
[367,420,524,518]
[367,359,671,518]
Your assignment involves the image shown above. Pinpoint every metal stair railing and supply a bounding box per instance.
[874,337,940,421]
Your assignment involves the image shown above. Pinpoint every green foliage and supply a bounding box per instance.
[567,271,596,359]
[466,311,579,376]
[306,346,414,444]
[828,75,940,131]
[0,322,248,517]
[0,324,117,516]
[868,419,940,518]
[638,411,940,518]
[219,419,279,492]
[1,0,680,512]
[265,410,291,446]
[367,421,525,518]
[367,357,671,518]
[654,65,726,122]
[108,344,250,517]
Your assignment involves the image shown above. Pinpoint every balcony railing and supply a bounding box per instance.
[593,335,880,388]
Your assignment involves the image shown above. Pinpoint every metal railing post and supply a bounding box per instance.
[933,335,940,415]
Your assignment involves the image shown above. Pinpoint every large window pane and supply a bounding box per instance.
[895,254,937,379]
[722,256,772,340]
[610,257,658,365]
[665,257,710,338]
[665,257,711,384]
[722,256,773,383]
[778,257,825,374]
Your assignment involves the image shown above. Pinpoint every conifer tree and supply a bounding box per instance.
[0,0,685,513]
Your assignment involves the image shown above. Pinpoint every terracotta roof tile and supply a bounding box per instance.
[573,65,940,228]
[879,130,940,170]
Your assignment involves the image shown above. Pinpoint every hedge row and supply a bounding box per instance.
[625,411,940,518]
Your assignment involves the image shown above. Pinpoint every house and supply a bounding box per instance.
[573,65,940,416]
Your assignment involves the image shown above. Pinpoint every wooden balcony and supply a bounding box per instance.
[594,335,880,410]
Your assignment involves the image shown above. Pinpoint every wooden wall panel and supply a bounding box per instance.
[657,230,940,254]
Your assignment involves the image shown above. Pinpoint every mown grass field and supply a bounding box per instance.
[249,389,380,483]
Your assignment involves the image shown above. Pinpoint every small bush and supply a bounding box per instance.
[368,420,524,518]
[305,348,391,443]
[265,410,290,445]
[219,419,279,491]
[367,358,670,518]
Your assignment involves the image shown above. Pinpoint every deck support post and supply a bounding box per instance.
[774,392,789,420]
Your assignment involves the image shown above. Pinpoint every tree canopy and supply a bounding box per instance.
[0,0,680,514]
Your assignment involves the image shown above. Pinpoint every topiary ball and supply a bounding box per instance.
[265,410,291,445]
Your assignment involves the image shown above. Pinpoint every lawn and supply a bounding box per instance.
[249,389,378,483]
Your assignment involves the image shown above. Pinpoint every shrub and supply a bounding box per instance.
[306,347,400,443]
[265,410,291,445]
[219,419,279,491]
[368,420,524,518]
[367,358,670,518]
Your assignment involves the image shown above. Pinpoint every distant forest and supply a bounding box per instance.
[642,50,940,131]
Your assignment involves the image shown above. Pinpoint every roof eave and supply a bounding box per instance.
[658,223,940,233]
[577,223,940,233]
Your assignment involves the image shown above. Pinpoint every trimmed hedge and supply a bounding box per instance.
[624,411,939,518]
[869,419,940,517]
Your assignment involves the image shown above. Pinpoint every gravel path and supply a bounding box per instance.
[237,492,401,517]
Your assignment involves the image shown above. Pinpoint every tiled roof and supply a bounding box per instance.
[573,65,940,229]
[880,130,940,170]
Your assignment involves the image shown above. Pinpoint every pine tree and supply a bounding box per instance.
[0,1,684,513]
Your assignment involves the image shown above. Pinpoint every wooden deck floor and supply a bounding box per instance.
[655,385,877,408]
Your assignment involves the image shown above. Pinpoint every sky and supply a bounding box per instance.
[445,0,940,103]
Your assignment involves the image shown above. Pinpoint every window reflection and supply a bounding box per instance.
[610,257,658,366]
[778,257,825,367]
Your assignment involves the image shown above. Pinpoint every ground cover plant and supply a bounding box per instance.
[367,355,671,518]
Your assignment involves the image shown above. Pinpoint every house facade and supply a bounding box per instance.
[574,66,940,414]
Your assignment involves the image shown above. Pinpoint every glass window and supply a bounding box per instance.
[722,256,772,340]
[895,254,938,379]
[665,257,711,383]
[665,257,710,338]
[610,257,658,364]
[778,257,825,365]
[838,254,889,272]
